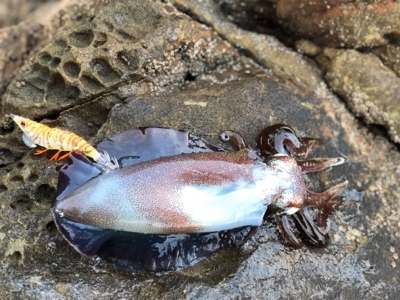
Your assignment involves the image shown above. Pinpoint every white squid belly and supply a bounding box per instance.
[54,152,279,234]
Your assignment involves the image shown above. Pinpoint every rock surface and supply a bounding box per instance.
[173,0,323,93]
[216,0,400,48]
[2,0,247,119]
[323,48,400,144]
[373,44,400,77]
[0,0,56,28]
[0,0,399,299]
[0,22,47,109]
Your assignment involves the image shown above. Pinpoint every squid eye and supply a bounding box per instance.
[21,121,25,127]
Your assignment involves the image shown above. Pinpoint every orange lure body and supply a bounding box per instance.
[11,114,118,170]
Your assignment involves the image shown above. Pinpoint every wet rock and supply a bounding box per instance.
[0,22,47,107]
[42,94,122,140]
[3,0,245,119]
[173,0,323,94]
[0,0,399,299]
[324,48,400,143]
[215,0,400,48]
[2,74,400,299]
[372,44,400,77]
[0,1,100,115]
[295,40,322,57]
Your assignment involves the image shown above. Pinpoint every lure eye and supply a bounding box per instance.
[21,121,25,127]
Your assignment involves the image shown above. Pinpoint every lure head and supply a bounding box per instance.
[11,114,40,148]
[11,114,34,136]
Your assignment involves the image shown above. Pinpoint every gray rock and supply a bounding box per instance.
[3,0,248,119]
[0,22,47,108]
[213,0,400,48]
[324,48,400,144]
[373,44,400,77]
[0,0,399,299]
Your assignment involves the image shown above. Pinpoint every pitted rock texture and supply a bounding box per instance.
[0,1,102,113]
[0,0,400,299]
[0,22,47,107]
[2,76,399,299]
[3,0,245,119]
[323,48,400,144]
